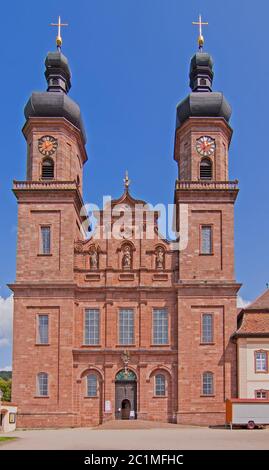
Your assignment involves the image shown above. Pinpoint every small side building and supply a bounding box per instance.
[0,402,17,433]
[235,290,269,399]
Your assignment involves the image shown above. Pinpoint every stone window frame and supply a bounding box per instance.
[254,350,268,374]
[36,313,49,345]
[154,373,166,397]
[201,371,214,397]
[200,313,214,344]
[86,373,98,398]
[118,308,135,346]
[199,156,213,180]
[36,372,49,397]
[199,224,214,256]
[255,389,269,399]
[39,224,52,256]
[152,308,169,346]
[41,156,55,180]
[84,308,100,346]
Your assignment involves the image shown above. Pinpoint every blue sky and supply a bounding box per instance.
[0,0,269,369]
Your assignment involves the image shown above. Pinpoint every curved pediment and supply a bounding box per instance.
[110,189,147,208]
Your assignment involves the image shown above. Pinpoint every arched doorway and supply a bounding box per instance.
[115,370,137,420]
[121,399,131,420]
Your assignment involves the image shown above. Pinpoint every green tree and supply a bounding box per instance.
[0,378,11,402]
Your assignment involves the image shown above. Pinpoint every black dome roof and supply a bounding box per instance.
[176,92,232,128]
[24,92,86,143]
[24,51,86,144]
[176,51,232,128]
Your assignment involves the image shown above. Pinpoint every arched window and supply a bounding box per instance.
[155,374,166,396]
[41,158,54,179]
[87,374,97,397]
[200,158,212,180]
[202,372,214,395]
[37,372,48,396]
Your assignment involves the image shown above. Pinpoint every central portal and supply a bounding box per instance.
[115,370,137,420]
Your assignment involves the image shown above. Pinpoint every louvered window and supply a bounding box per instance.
[42,158,54,179]
[200,158,212,179]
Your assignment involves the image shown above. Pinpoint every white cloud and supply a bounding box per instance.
[0,295,13,349]
[1,365,12,371]
[237,295,250,309]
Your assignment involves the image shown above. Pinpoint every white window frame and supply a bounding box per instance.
[37,314,49,344]
[37,372,48,396]
[40,226,51,255]
[202,372,214,396]
[155,374,166,396]
[87,374,98,397]
[152,308,169,345]
[84,309,100,345]
[119,309,134,345]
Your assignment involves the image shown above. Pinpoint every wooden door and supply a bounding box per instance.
[115,381,137,419]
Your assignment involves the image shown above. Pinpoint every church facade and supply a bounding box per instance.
[10,40,241,427]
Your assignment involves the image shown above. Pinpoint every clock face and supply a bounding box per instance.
[196,136,216,157]
[38,135,58,156]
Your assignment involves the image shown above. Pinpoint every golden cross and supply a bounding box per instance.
[192,14,208,50]
[124,170,131,190]
[50,16,68,49]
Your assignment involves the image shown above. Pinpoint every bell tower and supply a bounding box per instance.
[13,29,87,283]
[174,46,237,281]
[11,23,88,425]
[23,50,87,191]
[175,18,240,425]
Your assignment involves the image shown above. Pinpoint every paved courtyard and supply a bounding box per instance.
[0,421,269,450]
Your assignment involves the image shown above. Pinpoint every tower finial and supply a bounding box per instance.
[50,16,68,51]
[123,170,131,191]
[192,14,208,51]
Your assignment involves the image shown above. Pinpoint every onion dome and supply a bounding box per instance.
[176,51,232,129]
[24,51,86,144]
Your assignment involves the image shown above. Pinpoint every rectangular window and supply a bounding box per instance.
[155,374,166,396]
[37,373,48,396]
[41,226,51,254]
[255,351,268,373]
[85,309,100,345]
[255,390,268,399]
[119,309,134,345]
[37,315,49,344]
[202,314,213,343]
[153,309,168,345]
[87,375,97,397]
[201,225,212,255]
[202,372,214,395]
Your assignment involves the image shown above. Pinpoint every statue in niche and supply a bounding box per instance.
[89,249,98,270]
[156,247,165,270]
[122,245,132,269]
